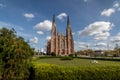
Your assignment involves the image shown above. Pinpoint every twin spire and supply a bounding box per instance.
[52,15,71,26]
[51,15,72,37]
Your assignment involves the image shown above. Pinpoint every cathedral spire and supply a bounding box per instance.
[51,15,56,35]
[50,15,57,53]
[52,14,56,29]
[67,16,70,27]
[66,15,72,35]
[47,15,74,55]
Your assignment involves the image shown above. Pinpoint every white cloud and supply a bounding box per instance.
[34,20,52,31]
[113,2,120,11]
[110,33,120,42]
[0,3,6,8]
[118,8,120,11]
[118,33,120,35]
[0,21,24,31]
[0,21,33,38]
[24,13,35,19]
[79,42,90,46]
[57,13,67,21]
[101,8,115,17]
[101,2,120,16]
[46,36,51,41]
[72,32,75,35]
[74,41,76,44]
[78,41,90,49]
[79,21,113,36]
[95,42,107,47]
[30,37,38,44]
[37,31,44,35]
[79,45,86,49]
[113,2,120,8]
[74,41,91,51]
[84,0,88,2]
[94,32,110,40]
[17,31,32,38]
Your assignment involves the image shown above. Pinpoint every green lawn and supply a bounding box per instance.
[35,57,120,67]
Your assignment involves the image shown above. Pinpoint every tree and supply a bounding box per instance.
[87,49,94,57]
[0,28,34,79]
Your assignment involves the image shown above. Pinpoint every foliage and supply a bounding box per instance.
[74,53,77,57]
[51,52,56,56]
[60,56,73,60]
[114,48,120,57]
[31,62,120,80]
[76,49,94,57]
[69,54,74,57]
[0,28,34,79]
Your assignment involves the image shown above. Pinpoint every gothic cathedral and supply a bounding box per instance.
[47,15,74,55]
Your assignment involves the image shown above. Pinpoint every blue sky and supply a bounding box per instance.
[0,0,120,52]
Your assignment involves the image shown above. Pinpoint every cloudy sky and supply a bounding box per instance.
[0,0,120,51]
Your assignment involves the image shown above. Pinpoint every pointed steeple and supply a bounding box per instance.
[67,16,70,27]
[52,14,56,29]
[66,16,74,54]
[50,15,57,53]
[66,15,72,35]
[51,14,57,36]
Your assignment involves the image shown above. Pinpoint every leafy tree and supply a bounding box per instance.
[0,28,34,79]
[115,48,120,57]
[77,50,85,55]
[87,49,94,57]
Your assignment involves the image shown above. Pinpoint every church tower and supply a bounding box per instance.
[47,15,74,55]
[50,15,57,53]
[66,16,74,54]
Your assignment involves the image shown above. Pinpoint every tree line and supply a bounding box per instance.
[75,48,120,57]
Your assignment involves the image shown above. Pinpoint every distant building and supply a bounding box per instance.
[94,50,104,55]
[46,15,74,55]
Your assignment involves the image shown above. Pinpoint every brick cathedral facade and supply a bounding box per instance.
[46,15,74,55]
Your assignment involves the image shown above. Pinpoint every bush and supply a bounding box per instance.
[31,62,120,80]
[51,52,56,56]
[60,56,73,60]
[75,53,77,57]
[69,54,74,57]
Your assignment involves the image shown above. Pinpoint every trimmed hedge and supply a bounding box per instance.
[31,62,120,80]
[60,56,73,60]
[39,56,62,59]
[39,56,120,62]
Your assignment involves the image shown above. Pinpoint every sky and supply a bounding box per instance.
[0,0,120,52]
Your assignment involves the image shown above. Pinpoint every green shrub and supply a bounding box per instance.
[51,52,56,56]
[31,62,120,80]
[60,56,73,60]
[69,54,74,57]
[75,53,77,57]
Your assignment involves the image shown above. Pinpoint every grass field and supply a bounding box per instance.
[35,57,120,67]
[31,57,120,80]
